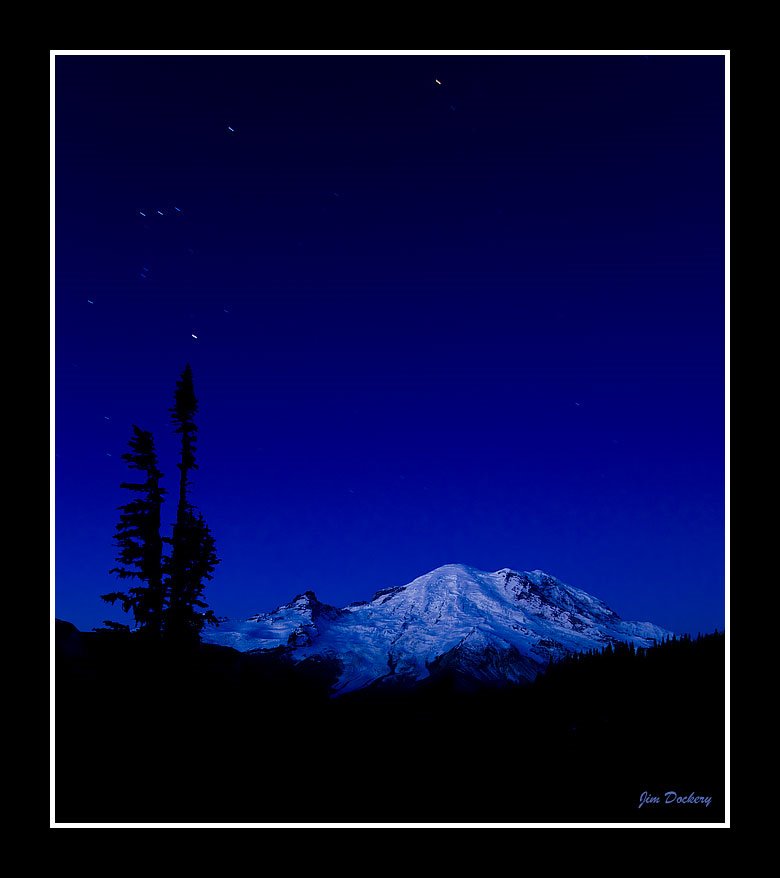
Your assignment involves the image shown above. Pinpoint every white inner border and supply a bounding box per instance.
[50,47,730,830]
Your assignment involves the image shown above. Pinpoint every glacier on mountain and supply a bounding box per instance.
[203,564,671,693]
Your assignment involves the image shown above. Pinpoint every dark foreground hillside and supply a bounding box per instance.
[55,623,725,823]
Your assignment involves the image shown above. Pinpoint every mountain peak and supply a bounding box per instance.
[206,563,672,693]
[424,562,481,576]
[494,567,552,580]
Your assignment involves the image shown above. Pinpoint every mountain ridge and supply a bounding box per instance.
[203,563,671,692]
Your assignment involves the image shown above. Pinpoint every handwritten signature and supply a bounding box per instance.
[639,791,712,809]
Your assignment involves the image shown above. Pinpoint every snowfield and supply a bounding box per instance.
[203,564,671,693]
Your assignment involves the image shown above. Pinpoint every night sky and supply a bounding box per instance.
[55,54,725,636]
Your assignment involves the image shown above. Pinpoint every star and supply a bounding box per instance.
[87,299,94,304]
[191,333,198,339]
[227,125,235,133]
[435,79,442,86]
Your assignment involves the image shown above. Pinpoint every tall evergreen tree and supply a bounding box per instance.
[166,365,220,640]
[102,426,166,635]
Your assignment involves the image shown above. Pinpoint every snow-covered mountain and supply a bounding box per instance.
[203,564,671,693]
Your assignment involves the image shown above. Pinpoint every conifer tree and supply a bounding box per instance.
[102,426,165,635]
[166,365,220,640]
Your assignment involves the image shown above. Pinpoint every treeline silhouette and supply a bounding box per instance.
[100,365,219,643]
[55,625,724,823]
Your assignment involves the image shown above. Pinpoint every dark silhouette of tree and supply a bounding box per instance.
[171,364,198,528]
[166,365,220,641]
[165,510,219,637]
[101,426,166,636]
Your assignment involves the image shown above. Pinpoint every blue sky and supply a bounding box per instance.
[55,54,725,634]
